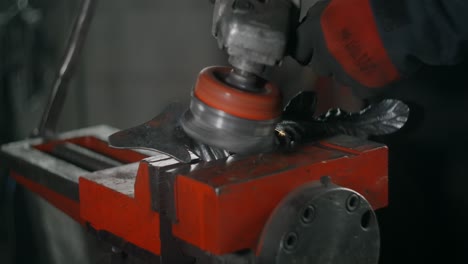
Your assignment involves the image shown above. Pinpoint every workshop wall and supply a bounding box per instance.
[67,0,227,131]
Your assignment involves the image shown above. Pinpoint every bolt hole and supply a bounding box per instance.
[346,194,360,212]
[300,205,315,224]
[361,210,373,229]
[283,232,298,251]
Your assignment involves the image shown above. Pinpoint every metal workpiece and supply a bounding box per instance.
[108,102,230,163]
[212,0,299,76]
[314,98,410,138]
[181,97,278,154]
[190,141,231,163]
[257,179,380,264]
[275,91,410,151]
[146,156,188,217]
[108,102,195,163]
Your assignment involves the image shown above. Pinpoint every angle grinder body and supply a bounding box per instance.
[181,0,299,154]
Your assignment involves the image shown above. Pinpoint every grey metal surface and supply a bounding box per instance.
[181,97,278,154]
[315,99,410,137]
[108,102,194,163]
[52,142,123,171]
[109,102,229,163]
[275,92,410,150]
[190,141,230,163]
[146,155,188,216]
[257,178,380,264]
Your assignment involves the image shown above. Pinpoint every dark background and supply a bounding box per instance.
[1,0,468,263]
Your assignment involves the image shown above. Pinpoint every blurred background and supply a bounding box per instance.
[2,0,468,264]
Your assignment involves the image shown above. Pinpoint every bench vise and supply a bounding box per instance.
[1,125,387,263]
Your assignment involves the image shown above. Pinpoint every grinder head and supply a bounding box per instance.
[180,66,282,154]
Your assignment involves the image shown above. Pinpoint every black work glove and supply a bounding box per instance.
[289,0,402,90]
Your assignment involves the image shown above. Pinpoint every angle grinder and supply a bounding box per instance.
[181,0,300,154]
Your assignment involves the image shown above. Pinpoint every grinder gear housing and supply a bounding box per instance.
[181,0,300,154]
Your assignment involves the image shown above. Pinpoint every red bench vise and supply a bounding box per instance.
[1,125,387,263]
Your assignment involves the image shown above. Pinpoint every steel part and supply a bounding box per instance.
[181,97,278,154]
[35,0,97,138]
[224,68,265,92]
[315,99,410,137]
[257,179,380,264]
[190,141,230,163]
[108,102,230,163]
[282,90,317,121]
[212,0,299,76]
[190,144,230,162]
[275,120,305,152]
[51,142,122,171]
[108,102,194,163]
[275,96,410,150]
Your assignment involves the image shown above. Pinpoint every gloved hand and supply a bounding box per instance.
[289,0,402,90]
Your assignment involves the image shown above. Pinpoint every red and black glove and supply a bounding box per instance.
[290,0,468,90]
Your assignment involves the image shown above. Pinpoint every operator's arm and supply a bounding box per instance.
[291,0,468,89]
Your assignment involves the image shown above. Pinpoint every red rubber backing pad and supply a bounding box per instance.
[194,66,282,121]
